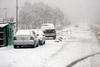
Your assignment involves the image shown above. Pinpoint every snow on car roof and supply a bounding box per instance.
[16,30,32,35]
[41,23,55,30]
[0,23,8,28]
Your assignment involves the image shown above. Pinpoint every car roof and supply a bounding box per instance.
[16,30,32,35]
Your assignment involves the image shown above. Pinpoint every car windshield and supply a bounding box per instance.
[44,29,55,33]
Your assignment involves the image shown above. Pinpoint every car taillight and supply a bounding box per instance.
[14,37,17,40]
[30,36,34,40]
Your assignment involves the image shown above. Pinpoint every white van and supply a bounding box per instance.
[41,23,56,40]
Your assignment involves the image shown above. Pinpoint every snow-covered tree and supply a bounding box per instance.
[19,1,65,29]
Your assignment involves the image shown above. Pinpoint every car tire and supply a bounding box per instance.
[32,45,35,48]
[43,41,45,44]
[14,45,17,48]
[33,42,38,48]
[19,45,21,48]
[36,43,39,47]
[39,40,43,45]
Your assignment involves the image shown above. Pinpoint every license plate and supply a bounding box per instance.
[21,37,25,40]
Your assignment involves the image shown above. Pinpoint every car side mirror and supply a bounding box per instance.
[37,34,39,36]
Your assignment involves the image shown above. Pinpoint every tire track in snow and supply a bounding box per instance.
[66,52,100,67]
[66,31,100,67]
[49,42,66,58]
[49,36,82,58]
[49,37,90,58]
[49,36,79,58]
[42,41,68,67]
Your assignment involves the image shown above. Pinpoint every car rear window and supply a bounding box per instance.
[16,30,31,35]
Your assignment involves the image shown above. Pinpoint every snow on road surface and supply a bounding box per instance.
[0,40,64,67]
[44,24,100,67]
[0,23,100,67]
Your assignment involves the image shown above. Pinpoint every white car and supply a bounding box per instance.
[14,30,39,48]
[32,29,45,45]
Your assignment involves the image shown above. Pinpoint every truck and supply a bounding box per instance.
[41,23,56,40]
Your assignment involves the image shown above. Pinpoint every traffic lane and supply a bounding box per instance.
[0,40,64,67]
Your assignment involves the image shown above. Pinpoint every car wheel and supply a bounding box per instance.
[19,45,21,48]
[36,44,38,47]
[33,44,38,48]
[43,41,45,44]
[32,45,35,48]
[33,43,38,48]
[36,42,39,47]
[39,40,43,45]
[14,45,17,48]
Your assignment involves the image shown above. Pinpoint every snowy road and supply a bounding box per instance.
[0,40,64,67]
[0,24,100,67]
[44,25,100,67]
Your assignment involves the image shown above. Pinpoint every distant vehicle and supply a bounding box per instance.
[14,30,39,48]
[32,29,45,45]
[41,23,56,40]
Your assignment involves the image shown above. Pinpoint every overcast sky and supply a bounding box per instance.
[0,0,100,23]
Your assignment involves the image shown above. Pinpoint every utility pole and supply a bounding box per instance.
[16,0,18,31]
[0,8,1,18]
[3,8,7,20]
